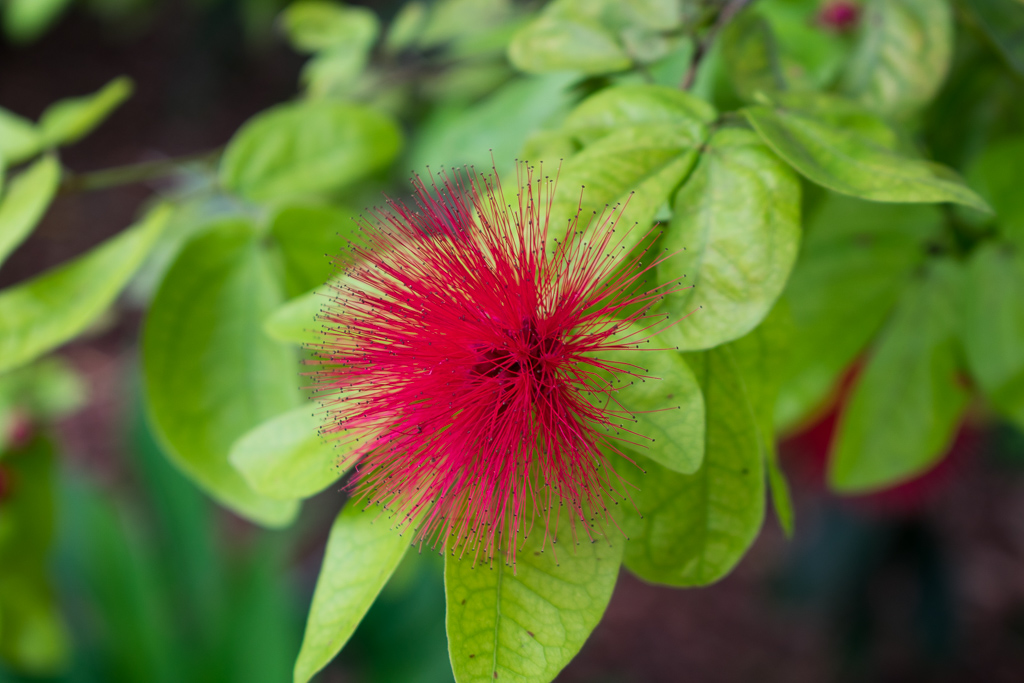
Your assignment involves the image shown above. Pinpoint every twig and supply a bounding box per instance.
[681,0,756,90]
[60,148,222,195]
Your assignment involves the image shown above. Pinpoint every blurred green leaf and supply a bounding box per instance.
[744,104,990,211]
[727,302,795,536]
[0,357,86,421]
[830,260,970,492]
[562,84,716,145]
[968,0,1024,76]
[509,12,630,75]
[0,155,60,268]
[601,328,705,474]
[39,77,134,148]
[220,101,402,203]
[264,288,326,346]
[842,0,954,118]
[619,347,765,586]
[142,219,301,527]
[0,204,170,374]
[755,0,850,92]
[445,504,623,683]
[962,242,1024,429]
[383,0,425,53]
[229,405,349,501]
[777,195,942,430]
[2,0,73,44]
[294,501,410,683]
[721,11,785,102]
[0,108,42,165]
[964,136,1024,244]
[0,437,69,675]
[282,1,379,54]
[269,203,355,296]
[660,128,801,351]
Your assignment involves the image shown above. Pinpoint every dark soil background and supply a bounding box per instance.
[4,4,1024,682]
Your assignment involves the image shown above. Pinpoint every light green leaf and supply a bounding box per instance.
[659,128,801,351]
[2,0,72,44]
[0,108,42,164]
[968,0,1024,77]
[229,405,350,501]
[601,327,704,474]
[294,501,410,683]
[776,194,941,430]
[743,104,990,211]
[721,10,785,102]
[508,14,631,75]
[829,260,969,492]
[0,155,60,268]
[39,77,133,148]
[964,136,1024,245]
[282,1,379,54]
[549,122,705,253]
[264,289,326,346]
[562,84,716,145]
[0,205,170,374]
[962,242,1024,429]
[142,219,301,527]
[445,505,623,683]
[619,346,765,586]
[220,101,402,203]
[842,0,953,118]
[727,302,795,535]
[269,203,356,296]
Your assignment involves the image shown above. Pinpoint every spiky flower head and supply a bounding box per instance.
[314,165,676,565]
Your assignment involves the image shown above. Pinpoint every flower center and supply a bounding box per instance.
[470,319,563,385]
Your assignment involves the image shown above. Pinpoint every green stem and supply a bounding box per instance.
[60,148,222,194]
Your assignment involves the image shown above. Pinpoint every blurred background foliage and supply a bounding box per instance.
[2,0,1024,681]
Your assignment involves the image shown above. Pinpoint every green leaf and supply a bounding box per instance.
[445,505,623,683]
[964,136,1024,245]
[659,128,801,351]
[0,155,60,268]
[562,84,716,145]
[2,0,72,44]
[39,77,134,147]
[727,302,795,536]
[0,108,42,164]
[548,122,705,253]
[618,346,765,586]
[962,242,1024,429]
[294,501,410,683]
[264,289,326,346]
[754,0,850,92]
[842,0,953,118]
[743,104,991,211]
[601,328,705,474]
[829,260,969,492]
[776,194,941,430]
[721,11,785,102]
[142,219,301,527]
[508,14,631,75]
[282,1,379,54]
[220,101,402,203]
[269,203,356,296]
[229,405,350,501]
[0,204,171,374]
[969,0,1024,77]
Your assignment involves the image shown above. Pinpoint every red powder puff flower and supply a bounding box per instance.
[314,165,679,565]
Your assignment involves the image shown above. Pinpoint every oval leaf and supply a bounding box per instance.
[659,128,801,351]
[508,14,631,75]
[294,502,410,683]
[445,506,623,683]
[264,289,327,346]
[829,260,970,492]
[142,219,301,527]
[562,84,716,145]
[0,155,60,267]
[229,405,350,501]
[0,107,42,165]
[282,0,379,54]
[39,77,133,147]
[0,204,170,374]
[219,101,402,203]
[618,346,765,586]
[269,203,356,296]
